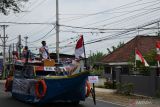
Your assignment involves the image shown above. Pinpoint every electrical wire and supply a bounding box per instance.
[0,22,55,25]
[60,0,158,22]
[28,26,56,43]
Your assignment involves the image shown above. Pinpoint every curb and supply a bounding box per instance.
[0,80,6,83]
[95,88,116,93]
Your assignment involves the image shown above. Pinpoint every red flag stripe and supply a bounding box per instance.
[75,35,83,49]
[156,41,160,48]
[135,49,145,64]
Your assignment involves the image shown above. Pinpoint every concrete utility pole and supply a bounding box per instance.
[56,0,60,63]
[13,43,14,51]
[8,45,11,63]
[158,22,160,36]
[24,36,28,46]
[0,25,8,79]
[18,35,22,59]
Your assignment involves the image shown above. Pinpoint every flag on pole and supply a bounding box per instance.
[156,41,160,67]
[135,49,149,67]
[75,35,84,59]
[156,41,160,55]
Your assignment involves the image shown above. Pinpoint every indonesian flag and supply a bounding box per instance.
[156,41,160,61]
[75,35,84,59]
[135,49,149,67]
[156,41,160,54]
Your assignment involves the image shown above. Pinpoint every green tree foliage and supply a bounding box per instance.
[88,51,105,76]
[0,0,28,15]
[107,41,124,54]
[88,51,105,66]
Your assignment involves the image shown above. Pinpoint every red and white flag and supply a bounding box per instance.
[156,41,160,66]
[75,35,84,59]
[156,41,160,55]
[135,49,149,67]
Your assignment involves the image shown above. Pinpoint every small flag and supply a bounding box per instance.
[75,35,84,59]
[135,49,149,67]
[156,41,160,55]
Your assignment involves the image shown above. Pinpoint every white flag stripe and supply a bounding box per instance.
[135,49,149,67]
[144,60,149,67]
[157,48,160,55]
[75,46,84,58]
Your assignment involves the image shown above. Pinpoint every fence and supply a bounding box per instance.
[115,66,160,97]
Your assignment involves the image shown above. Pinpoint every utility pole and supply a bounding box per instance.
[18,35,22,59]
[0,25,8,79]
[13,43,14,51]
[137,28,139,35]
[56,0,60,63]
[158,22,160,36]
[24,36,28,46]
[8,45,11,63]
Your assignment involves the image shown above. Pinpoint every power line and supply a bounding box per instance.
[7,36,18,42]
[28,26,56,43]
[84,18,160,45]
[97,6,160,28]
[0,22,55,25]
[60,0,158,22]
[60,24,160,31]
[82,4,160,27]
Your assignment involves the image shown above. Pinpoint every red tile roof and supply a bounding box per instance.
[101,35,160,63]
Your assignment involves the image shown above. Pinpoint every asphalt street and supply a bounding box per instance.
[0,82,123,107]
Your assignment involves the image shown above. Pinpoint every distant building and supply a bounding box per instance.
[98,35,160,79]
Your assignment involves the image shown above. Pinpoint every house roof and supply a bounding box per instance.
[50,53,75,59]
[100,35,160,64]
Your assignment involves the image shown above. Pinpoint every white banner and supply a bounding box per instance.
[88,76,99,83]
[44,67,56,71]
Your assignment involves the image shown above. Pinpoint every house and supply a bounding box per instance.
[98,35,160,96]
[98,35,160,78]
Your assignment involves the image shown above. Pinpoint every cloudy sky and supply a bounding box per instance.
[0,0,160,56]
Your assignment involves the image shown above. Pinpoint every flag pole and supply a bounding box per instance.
[81,35,87,70]
[135,48,136,68]
[157,48,160,67]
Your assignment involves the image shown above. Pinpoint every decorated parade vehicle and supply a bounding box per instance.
[5,57,92,105]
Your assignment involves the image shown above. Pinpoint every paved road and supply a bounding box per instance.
[0,82,123,107]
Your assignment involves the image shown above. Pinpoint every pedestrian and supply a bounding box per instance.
[39,41,50,59]
[22,46,28,58]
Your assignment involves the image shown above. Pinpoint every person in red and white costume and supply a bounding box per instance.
[39,41,50,59]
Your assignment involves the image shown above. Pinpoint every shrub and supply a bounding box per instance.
[104,80,117,89]
[116,82,134,95]
[104,81,113,89]
[156,89,160,98]
[116,82,123,94]
[123,83,134,95]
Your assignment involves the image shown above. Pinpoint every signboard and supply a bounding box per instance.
[88,76,99,83]
[44,67,55,71]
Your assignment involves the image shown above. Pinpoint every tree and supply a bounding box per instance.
[107,41,124,54]
[88,51,105,66]
[0,0,28,15]
[88,51,105,76]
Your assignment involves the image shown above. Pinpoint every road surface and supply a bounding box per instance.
[0,82,124,107]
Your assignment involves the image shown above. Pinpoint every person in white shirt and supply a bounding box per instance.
[39,41,50,59]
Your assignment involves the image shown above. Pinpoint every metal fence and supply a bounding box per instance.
[115,66,160,97]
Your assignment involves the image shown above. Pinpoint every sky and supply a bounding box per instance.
[0,0,160,57]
